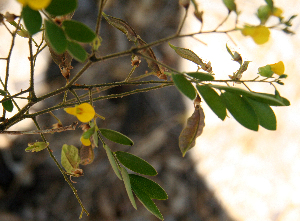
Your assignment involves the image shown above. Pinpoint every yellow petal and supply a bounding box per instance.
[241,25,255,36]
[17,0,27,5]
[80,136,91,146]
[64,107,77,116]
[75,103,95,123]
[270,61,285,75]
[252,26,270,45]
[272,7,283,17]
[28,0,52,10]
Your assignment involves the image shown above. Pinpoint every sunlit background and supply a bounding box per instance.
[182,0,300,220]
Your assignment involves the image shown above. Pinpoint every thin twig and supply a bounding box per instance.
[32,118,89,218]
[176,7,189,35]
[0,122,78,135]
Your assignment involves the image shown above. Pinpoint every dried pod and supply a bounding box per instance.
[102,12,137,42]
[179,105,205,156]
[137,36,167,80]
[79,145,94,165]
[46,13,74,81]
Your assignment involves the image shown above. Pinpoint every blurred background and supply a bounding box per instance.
[0,0,299,220]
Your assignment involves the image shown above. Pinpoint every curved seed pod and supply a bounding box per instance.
[102,12,137,42]
[179,104,205,157]
[137,37,167,80]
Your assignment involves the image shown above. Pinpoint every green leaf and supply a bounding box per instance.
[257,5,272,25]
[61,144,81,173]
[82,126,95,139]
[196,85,226,120]
[103,145,122,180]
[211,85,288,106]
[131,185,163,220]
[258,65,273,77]
[0,89,6,96]
[102,12,137,42]
[246,98,276,130]
[172,73,196,100]
[179,106,205,156]
[115,151,157,176]
[2,99,13,112]
[25,142,49,152]
[99,128,134,146]
[129,174,168,200]
[221,92,259,131]
[22,6,42,36]
[186,72,214,81]
[45,0,77,16]
[121,167,137,209]
[62,20,96,43]
[264,0,274,9]
[258,92,290,106]
[92,127,99,148]
[169,43,203,66]
[45,20,67,54]
[222,0,237,12]
[67,40,87,62]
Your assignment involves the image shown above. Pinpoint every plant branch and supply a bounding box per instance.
[0,122,78,135]
[32,118,89,218]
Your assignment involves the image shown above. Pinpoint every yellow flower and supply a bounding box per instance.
[270,61,285,75]
[17,0,52,10]
[64,103,95,123]
[80,136,91,146]
[272,7,283,17]
[242,25,270,45]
